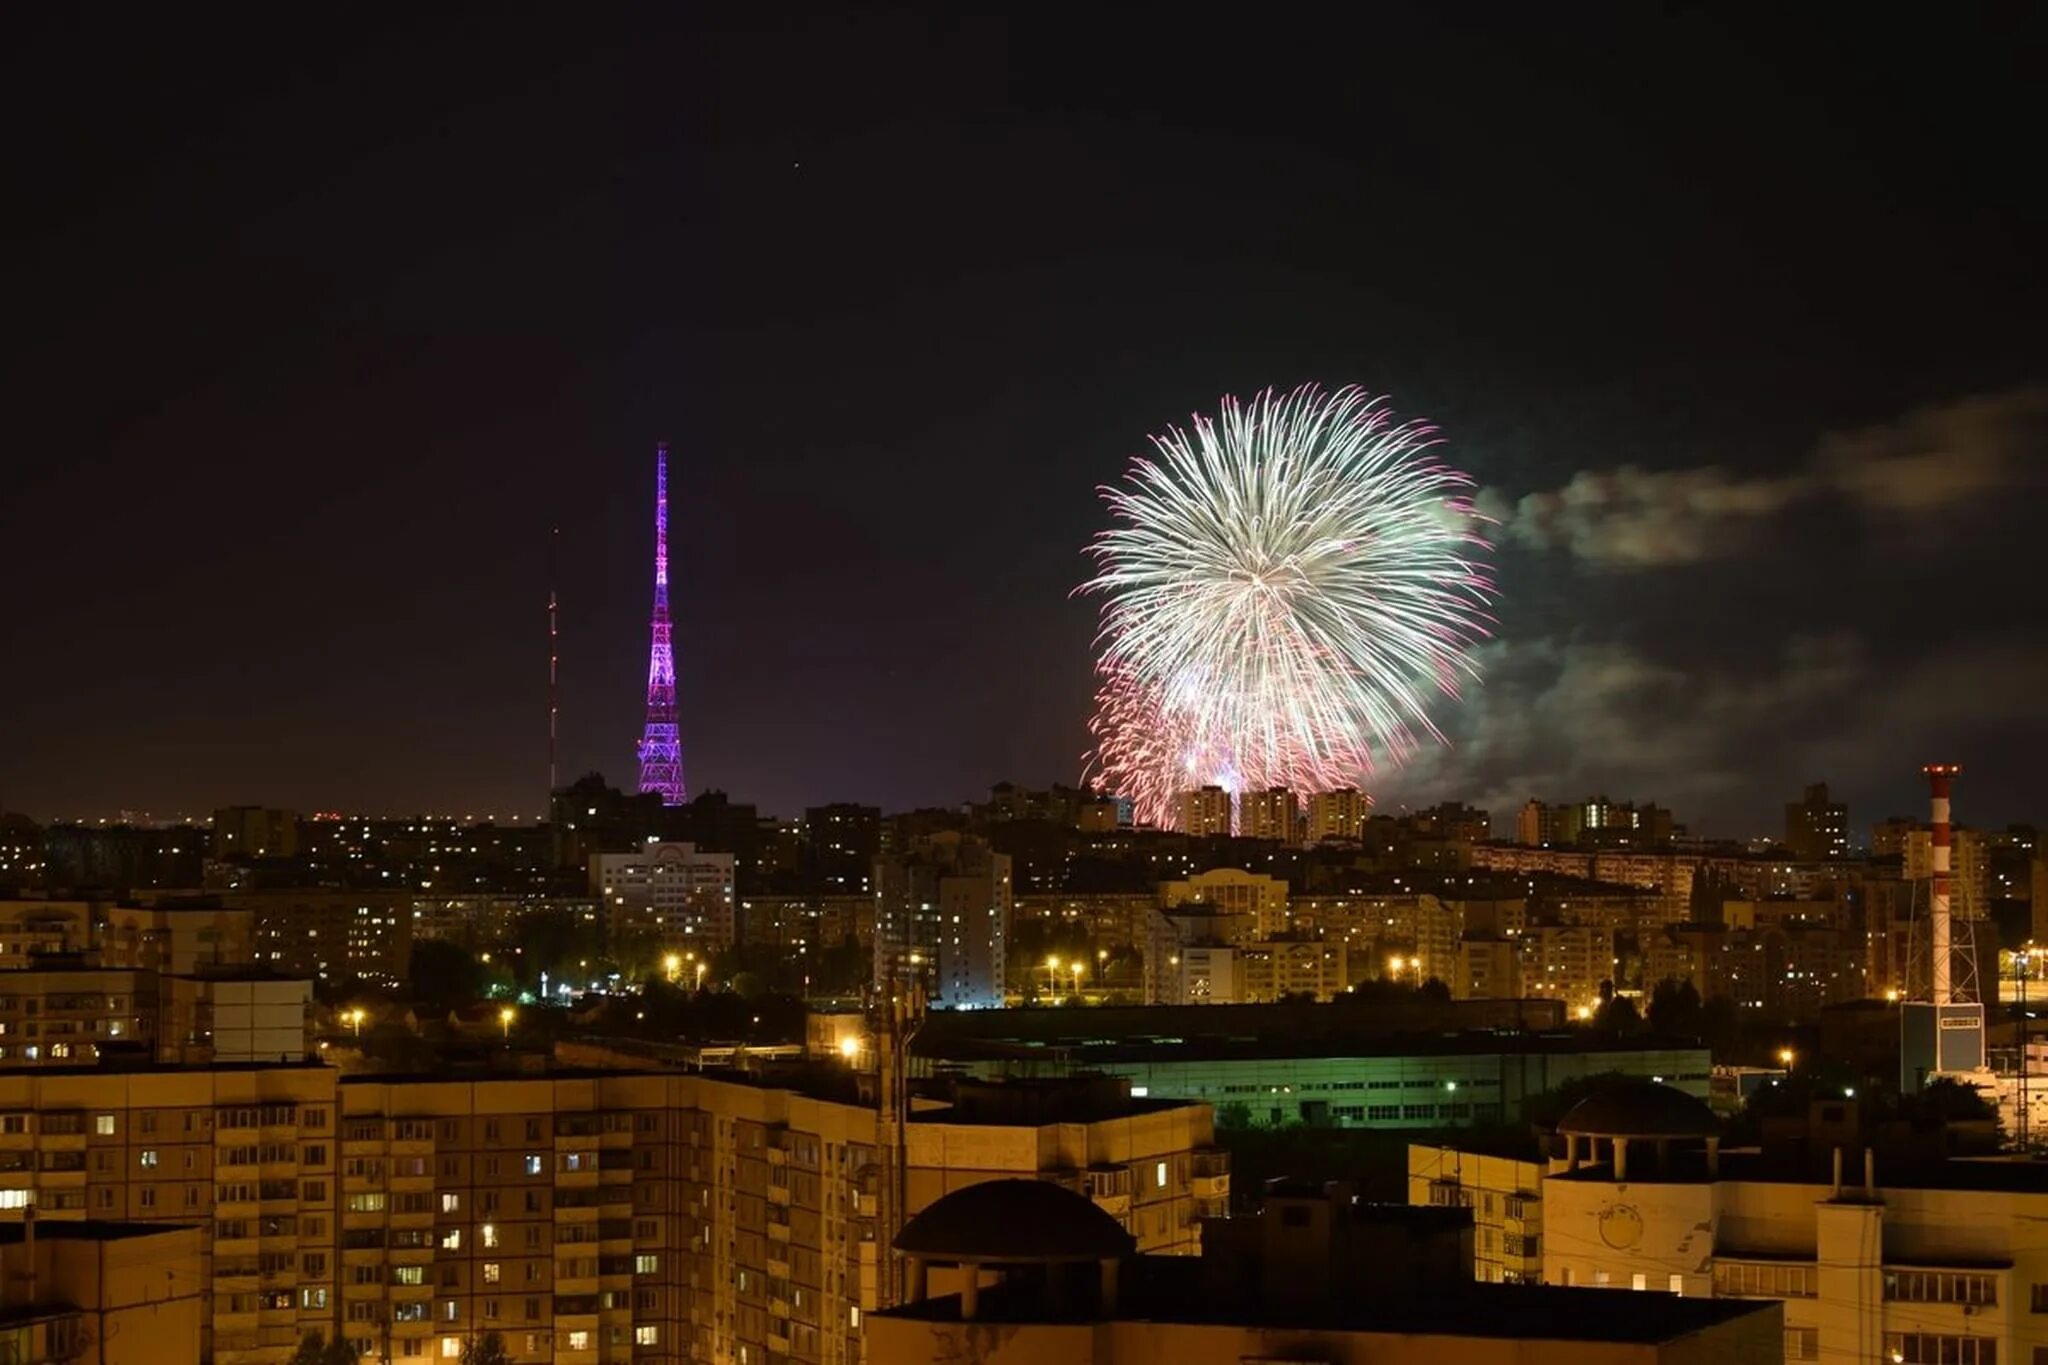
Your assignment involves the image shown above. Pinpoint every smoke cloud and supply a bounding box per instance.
[1491,386,2048,568]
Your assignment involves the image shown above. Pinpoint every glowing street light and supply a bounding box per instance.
[1778,1047,1796,1069]
[663,953,682,983]
[838,1036,860,1062]
[347,1008,366,1037]
[499,1006,515,1039]
[1574,1004,1594,1022]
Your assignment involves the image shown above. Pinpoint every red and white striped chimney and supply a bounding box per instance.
[1923,763,1962,1004]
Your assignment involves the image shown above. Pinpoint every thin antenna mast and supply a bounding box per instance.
[547,525,561,807]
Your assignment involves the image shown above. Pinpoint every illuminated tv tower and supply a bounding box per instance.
[636,443,686,805]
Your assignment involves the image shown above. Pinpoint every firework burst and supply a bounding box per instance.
[1080,384,1494,829]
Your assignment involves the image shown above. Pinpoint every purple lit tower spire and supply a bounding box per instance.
[636,443,686,805]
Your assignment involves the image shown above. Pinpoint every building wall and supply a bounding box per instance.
[239,891,415,989]
[1541,1169,2048,1365]
[0,1065,1219,1365]
[0,968,155,1066]
[1407,1144,1545,1283]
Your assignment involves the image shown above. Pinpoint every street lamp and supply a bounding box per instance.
[838,1035,860,1062]
[347,1008,365,1037]
[1070,961,1084,996]
[1045,956,1062,1001]
[1777,1047,1796,1070]
[499,1006,515,1039]
[663,953,681,984]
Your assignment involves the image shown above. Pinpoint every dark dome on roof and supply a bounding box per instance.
[1557,1082,1718,1139]
[895,1179,1135,1262]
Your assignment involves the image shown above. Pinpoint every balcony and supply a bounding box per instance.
[767,1183,791,1207]
[769,1295,791,1319]
[766,1257,790,1280]
[851,1192,876,1219]
[767,1330,791,1353]
[767,1221,790,1244]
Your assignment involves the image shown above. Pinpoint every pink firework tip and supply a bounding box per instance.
[1078,383,1496,827]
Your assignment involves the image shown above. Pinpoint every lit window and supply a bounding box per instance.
[634,1327,658,1345]
[481,1224,498,1249]
[94,1114,115,1135]
[1155,1161,1167,1188]
[483,1263,500,1284]
[440,1339,460,1359]
[567,1331,590,1350]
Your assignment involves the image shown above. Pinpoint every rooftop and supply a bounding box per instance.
[1557,1081,1718,1138]
[883,1262,1775,1343]
[0,1219,195,1244]
[1551,1147,2048,1193]
[897,1180,1134,1262]
[920,1028,1705,1065]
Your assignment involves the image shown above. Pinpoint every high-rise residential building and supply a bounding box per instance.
[1453,936,1522,1001]
[804,805,881,895]
[1784,782,1849,860]
[0,1064,1220,1365]
[0,899,92,965]
[1175,787,1232,838]
[590,841,736,954]
[209,807,301,861]
[100,902,254,974]
[1902,826,1990,920]
[239,890,416,989]
[1158,868,1291,939]
[1306,788,1369,843]
[1239,788,1304,844]
[934,854,1011,1010]
[1517,924,1612,1011]
[873,834,1010,1008]
[1408,802,1492,844]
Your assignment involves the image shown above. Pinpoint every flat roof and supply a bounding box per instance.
[1551,1148,2048,1194]
[885,1264,1775,1343]
[0,1219,198,1243]
[921,1031,1707,1065]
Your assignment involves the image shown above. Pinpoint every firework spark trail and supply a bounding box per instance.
[1080,384,1495,829]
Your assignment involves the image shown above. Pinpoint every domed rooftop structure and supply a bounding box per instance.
[896,1178,1136,1263]
[1557,1081,1718,1139]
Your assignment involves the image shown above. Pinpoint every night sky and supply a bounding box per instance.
[4,7,2044,836]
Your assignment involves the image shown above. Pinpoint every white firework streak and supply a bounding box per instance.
[1081,384,1495,828]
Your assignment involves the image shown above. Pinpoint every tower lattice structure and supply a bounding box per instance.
[636,442,686,805]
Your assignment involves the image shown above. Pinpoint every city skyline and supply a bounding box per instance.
[4,9,2044,832]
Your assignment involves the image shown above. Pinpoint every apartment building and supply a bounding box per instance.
[239,890,416,989]
[1306,788,1369,843]
[589,842,737,955]
[1413,1083,2048,1365]
[0,1064,1220,1365]
[100,902,254,974]
[1158,869,1289,938]
[0,900,94,966]
[0,965,157,1065]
